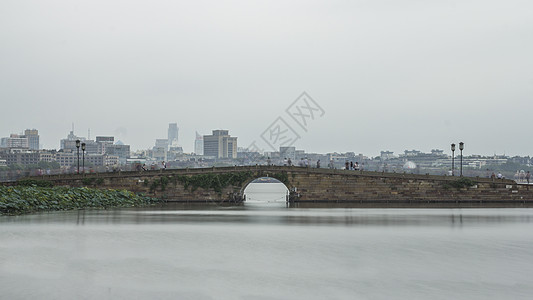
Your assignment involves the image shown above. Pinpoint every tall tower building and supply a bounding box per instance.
[24,129,39,150]
[203,130,237,159]
[168,123,179,149]
[194,131,204,155]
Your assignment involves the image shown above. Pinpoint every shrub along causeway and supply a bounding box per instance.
[0,179,162,215]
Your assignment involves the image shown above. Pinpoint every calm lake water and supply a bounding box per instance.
[1,202,533,299]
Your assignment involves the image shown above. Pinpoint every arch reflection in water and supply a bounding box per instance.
[243,177,289,205]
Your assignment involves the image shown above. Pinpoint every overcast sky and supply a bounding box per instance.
[1,0,532,157]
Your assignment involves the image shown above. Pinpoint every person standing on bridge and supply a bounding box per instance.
[527,171,531,184]
[316,160,321,168]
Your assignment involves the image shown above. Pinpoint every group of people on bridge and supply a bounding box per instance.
[266,157,322,169]
[345,161,361,171]
[137,161,167,171]
[513,170,531,184]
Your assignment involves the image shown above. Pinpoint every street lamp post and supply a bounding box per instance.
[459,142,464,177]
[81,142,86,174]
[75,139,80,174]
[451,143,456,176]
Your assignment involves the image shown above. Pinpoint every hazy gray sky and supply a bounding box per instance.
[1,0,532,156]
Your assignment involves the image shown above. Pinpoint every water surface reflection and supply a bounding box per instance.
[2,203,532,228]
[2,205,533,300]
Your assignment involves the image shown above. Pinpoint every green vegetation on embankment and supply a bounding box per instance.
[0,185,162,215]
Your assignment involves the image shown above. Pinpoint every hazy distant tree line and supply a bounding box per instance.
[0,161,60,171]
[482,161,531,173]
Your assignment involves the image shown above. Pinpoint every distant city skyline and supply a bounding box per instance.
[1,0,532,157]
[0,124,531,158]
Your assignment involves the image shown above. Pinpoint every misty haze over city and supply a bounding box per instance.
[1,0,532,156]
[3,3,533,300]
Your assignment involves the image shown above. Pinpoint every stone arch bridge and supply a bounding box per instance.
[17,165,533,204]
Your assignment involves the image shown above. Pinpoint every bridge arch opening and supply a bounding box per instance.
[243,177,289,203]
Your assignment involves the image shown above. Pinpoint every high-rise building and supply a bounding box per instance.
[153,139,169,162]
[60,131,82,150]
[194,131,204,155]
[203,130,237,159]
[81,140,100,154]
[95,136,114,154]
[59,131,103,154]
[168,123,179,149]
[105,144,130,164]
[0,129,39,150]
[6,134,29,149]
[152,147,167,162]
[96,136,114,144]
[24,129,39,150]
[155,139,169,150]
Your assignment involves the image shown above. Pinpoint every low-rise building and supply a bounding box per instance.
[2,150,40,166]
[55,151,119,168]
[380,151,395,160]
[39,151,55,162]
[55,151,77,168]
